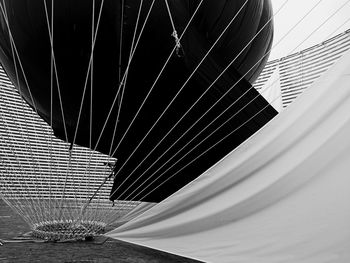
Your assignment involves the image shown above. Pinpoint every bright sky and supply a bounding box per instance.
[269,0,350,59]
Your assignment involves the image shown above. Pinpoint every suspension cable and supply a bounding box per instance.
[93,0,153,151]
[72,0,105,147]
[108,0,145,157]
[164,0,182,56]
[42,0,70,143]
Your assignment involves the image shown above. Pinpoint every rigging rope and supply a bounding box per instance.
[48,0,54,221]
[72,0,105,147]
[0,106,39,225]
[92,0,153,153]
[164,0,182,57]
[118,0,125,86]
[42,0,69,143]
[108,0,145,157]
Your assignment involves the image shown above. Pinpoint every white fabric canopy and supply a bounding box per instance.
[107,49,350,263]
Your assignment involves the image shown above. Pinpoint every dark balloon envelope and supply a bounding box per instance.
[0,0,276,202]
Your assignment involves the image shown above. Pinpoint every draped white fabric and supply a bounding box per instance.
[259,65,283,112]
[107,49,350,263]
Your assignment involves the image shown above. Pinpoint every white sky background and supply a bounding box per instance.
[269,0,350,59]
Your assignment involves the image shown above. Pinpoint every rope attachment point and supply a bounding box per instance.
[165,0,184,57]
[171,30,184,57]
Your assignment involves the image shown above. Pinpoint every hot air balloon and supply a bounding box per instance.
[0,0,276,203]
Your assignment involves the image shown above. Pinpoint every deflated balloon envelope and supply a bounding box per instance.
[0,0,276,202]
